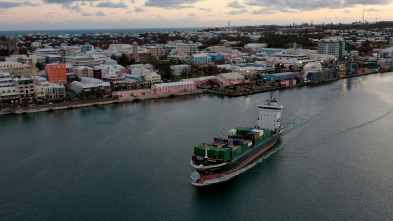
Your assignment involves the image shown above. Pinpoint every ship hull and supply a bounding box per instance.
[190,131,281,185]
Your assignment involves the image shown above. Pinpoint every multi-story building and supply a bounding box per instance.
[175,43,198,55]
[74,66,94,78]
[317,38,346,59]
[45,63,67,85]
[170,65,191,76]
[0,72,19,104]
[64,56,101,67]
[151,81,196,95]
[14,77,36,102]
[80,77,111,92]
[0,62,38,77]
[189,53,212,64]
[45,55,63,64]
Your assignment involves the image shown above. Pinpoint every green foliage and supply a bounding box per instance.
[36,62,45,71]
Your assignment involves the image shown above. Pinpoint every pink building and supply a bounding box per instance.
[214,72,246,85]
[180,76,216,86]
[152,82,196,95]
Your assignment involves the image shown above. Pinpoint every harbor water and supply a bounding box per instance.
[1,73,393,220]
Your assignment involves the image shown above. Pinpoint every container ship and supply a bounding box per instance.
[190,96,283,186]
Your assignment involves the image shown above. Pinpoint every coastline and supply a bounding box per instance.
[0,69,383,116]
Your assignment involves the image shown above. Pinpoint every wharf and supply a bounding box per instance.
[0,90,206,115]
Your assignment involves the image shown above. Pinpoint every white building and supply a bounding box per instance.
[317,38,346,59]
[74,66,94,78]
[170,65,191,76]
[80,77,111,91]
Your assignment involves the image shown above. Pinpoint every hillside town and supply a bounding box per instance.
[1,22,393,113]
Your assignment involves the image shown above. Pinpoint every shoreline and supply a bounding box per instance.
[0,70,383,116]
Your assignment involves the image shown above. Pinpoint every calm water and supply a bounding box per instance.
[0,27,206,36]
[1,73,393,220]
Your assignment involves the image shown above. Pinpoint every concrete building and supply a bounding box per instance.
[215,72,245,85]
[112,89,153,100]
[34,48,58,56]
[170,65,191,76]
[318,38,346,59]
[180,76,216,85]
[0,72,19,104]
[45,63,67,85]
[80,77,111,92]
[65,56,101,67]
[45,55,63,64]
[189,53,212,64]
[0,62,38,77]
[175,43,198,55]
[74,66,94,78]
[14,77,36,102]
[69,81,98,93]
[152,81,196,95]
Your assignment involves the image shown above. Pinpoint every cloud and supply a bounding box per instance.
[96,2,128,8]
[81,12,92,16]
[0,1,39,8]
[228,1,245,8]
[344,10,351,13]
[252,8,275,14]
[80,2,87,6]
[126,10,133,13]
[227,9,248,14]
[43,0,98,3]
[96,11,105,16]
[129,0,135,2]
[365,8,383,11]
[199,8,211,12]
[188,13,196,16]
[144,0,199,8]
[244,0,393,12]
[134,7,144,12]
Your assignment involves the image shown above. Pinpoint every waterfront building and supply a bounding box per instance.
[0,72,19,104]
[151,81,196,95]
[69,81,98,93]
[112,89,153,100]
[215,72,245,85]
[80,77,111,92]
[45,63,67,85]
[14,77,36,103]
[34,76,53,100]
[318,38,346,59]
[180,76,216,85]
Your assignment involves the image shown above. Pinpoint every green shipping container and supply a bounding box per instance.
[219,148,231,162]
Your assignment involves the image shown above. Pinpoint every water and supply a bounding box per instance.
[0,27,207,36]
[1,73,393,220]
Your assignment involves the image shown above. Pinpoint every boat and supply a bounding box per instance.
[190,94,283,186]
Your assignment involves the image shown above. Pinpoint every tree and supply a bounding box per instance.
[36,62,45,71]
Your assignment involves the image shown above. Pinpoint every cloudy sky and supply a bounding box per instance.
[0,0,393,30]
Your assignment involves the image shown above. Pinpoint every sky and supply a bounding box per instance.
[1,0,393,30]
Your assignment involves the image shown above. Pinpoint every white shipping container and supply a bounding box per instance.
[248,142,252,147]
[285,80,290,86]
[228,129,237,136]
[292,79,296,85]
[252,129,264,136]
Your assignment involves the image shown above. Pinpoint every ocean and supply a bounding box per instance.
[0,27,207,36]
[0,73,392,220]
